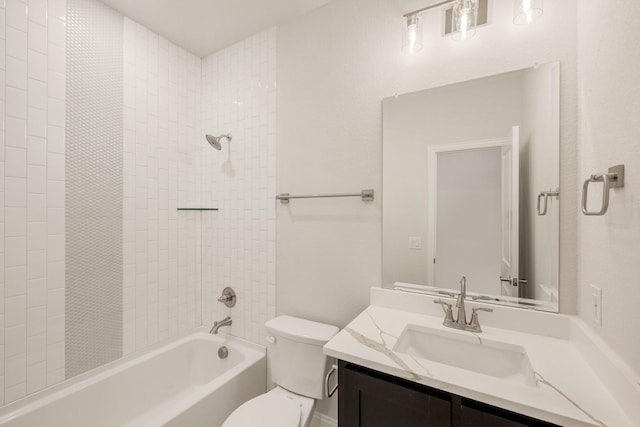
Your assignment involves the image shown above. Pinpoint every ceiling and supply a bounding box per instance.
[100,0,336,57]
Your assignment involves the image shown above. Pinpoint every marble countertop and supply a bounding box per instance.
[323,289,637,427]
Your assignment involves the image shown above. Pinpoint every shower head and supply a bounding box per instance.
[206,134,232,150]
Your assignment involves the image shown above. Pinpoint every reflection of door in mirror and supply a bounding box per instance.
[427,127,519,297]
[500,126,520,297]
[381,62,560,312]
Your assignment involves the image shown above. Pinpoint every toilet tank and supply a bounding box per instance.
[265,316,339,400]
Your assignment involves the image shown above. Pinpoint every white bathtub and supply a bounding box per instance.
[0,330,266,427]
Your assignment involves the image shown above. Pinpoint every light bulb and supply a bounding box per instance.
[452,0,477,42]
[402,14,423,54]
[514,0,543,25]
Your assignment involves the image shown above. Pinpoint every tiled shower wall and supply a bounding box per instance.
[122,18,202,356]
[201,28,276,345]
[0,0,67,404]
[0,0,272,403]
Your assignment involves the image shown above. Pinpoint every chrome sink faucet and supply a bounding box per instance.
[210,316,232,334]
[434,276,493,333]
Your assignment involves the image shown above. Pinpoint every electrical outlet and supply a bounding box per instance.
[590,285,602,327]
[408,236,422,250]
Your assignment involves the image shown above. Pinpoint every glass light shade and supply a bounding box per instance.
[451,0,478,41]
[402,14,423,54]
[513,0,543,25]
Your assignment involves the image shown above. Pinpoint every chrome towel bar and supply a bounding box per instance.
[581,164,625,216]
[537,189,560,216]
[276,189,374,204]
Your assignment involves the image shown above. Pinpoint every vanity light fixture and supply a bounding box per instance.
[402,13,423,54]
[402,0,543,54]
[513,0,543,25]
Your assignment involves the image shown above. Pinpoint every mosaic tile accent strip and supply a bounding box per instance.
[65,0,123,378]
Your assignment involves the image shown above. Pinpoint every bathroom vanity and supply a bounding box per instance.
[324,287,639,427]
[339,360,557,426]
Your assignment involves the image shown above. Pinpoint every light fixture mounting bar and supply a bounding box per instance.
[403,0,456,17]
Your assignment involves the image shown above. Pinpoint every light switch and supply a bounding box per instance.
[408,236,422,250]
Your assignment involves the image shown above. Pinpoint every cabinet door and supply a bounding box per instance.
[460,401,559,427]
[339,361,451,427]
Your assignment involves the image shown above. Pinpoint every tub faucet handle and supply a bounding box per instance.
[217,287,236,308]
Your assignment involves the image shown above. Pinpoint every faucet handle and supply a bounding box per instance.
[469,307,493,332]
[433,299,454,323]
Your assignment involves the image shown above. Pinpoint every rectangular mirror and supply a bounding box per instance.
[382,62,560,312]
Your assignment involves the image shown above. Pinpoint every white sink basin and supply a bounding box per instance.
[393,324,537,386]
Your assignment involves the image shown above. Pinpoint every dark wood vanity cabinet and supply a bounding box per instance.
[338,361,559,427]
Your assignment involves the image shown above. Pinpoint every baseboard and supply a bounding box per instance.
[309,412,337,427]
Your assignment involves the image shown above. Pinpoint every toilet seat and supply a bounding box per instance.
[222,393,301,427]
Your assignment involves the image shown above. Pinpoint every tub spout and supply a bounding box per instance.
[210,316,232,334]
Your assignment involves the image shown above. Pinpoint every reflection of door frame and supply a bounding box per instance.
[426,138,511,287]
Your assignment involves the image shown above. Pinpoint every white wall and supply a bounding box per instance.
[277,0,578,419]
[200,28,277,346]
[122,18,202,356]
[577,0,640,375]
[277,0,577,328]
[0,0,67,404]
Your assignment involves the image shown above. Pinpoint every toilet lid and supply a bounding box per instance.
[222,393,301,427]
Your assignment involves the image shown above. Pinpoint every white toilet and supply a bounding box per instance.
[222,315,339,427]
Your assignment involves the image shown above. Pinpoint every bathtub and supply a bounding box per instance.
[0,329,266,427]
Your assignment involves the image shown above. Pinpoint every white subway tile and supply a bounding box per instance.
[6,0,26,31]
[46,341,63,370]
[46,316,63,345]
[46,261,64,290]
[5,382,26,404]
[46,235,64,262]
[27,278,46,307]
[6,56,26,89]
[27,193,46,221]
[27,249,46,279]
[6,295,26,327]
[5,266,26,297]
[5,176,27,206]
[27,135,46,165]
[27,306,46,336]
[6,26,27,59]
[25,361,45,394]
[46,153,64,181]
[27,78,46,109]
[5,206,26,236]
[27,165,46,194]
[27,107,47,136]
[47,98,64,126]
[27,21,46,54]
[27,0,47,26]
[27,221,46,251]
[27,50,46,81]
[46,180,64,207]
[5,86,26,118]
[47,71,64,100]
[5,116,26,148]
[47,0,65,21]
[47,44,64,74]
[26,333,46,366]
[5,325,26,358]
[5,147,26,177]
[47,125,65,154]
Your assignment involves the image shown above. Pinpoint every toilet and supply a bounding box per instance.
[222,315,339,427]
